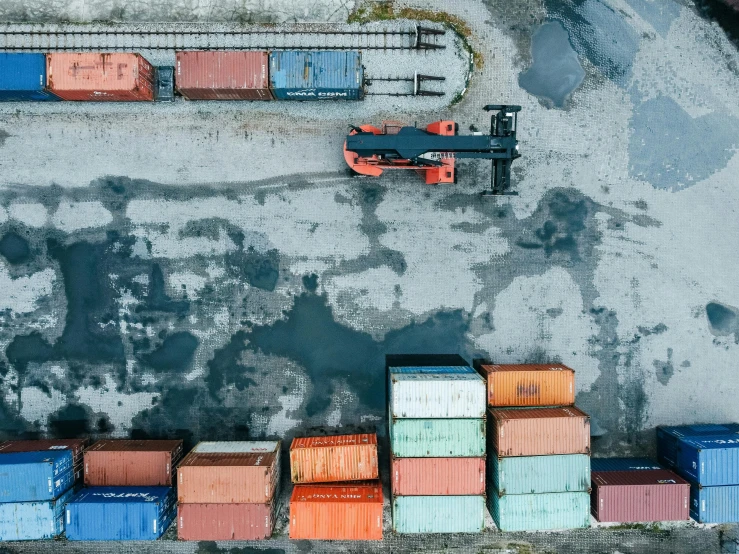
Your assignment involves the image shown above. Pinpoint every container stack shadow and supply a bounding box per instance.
[474,361,591,532]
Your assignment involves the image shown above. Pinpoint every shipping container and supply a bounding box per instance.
[658,430,739,486]
[590,457,662,472]
[591,470,689,522]
[389,366,475,374]
[474,362,575,407]
[657,423,739,469]
[191,440,280,454]
[392,457,485,496]
[0,450,74,502]
[392,495,485,534]
[175,51,272,100]
[177,451,280,504]
[489,491,590,531]
[690,483,739,523]
[0,487,74,540]
[389,372,486,418]
[0,53,60,101]
[489,454,590,495]
[269,51,364,101]
[177,499,277,540]
[289,482,382,540]
[390,418,485,457]
[46,53,155,101]
[65,486,175,540]
[489,406,590,457]
[84,439,183,486]
[290,434,378,483]
[0,438,89,482]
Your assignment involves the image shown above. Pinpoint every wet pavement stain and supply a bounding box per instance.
[706,301,739,342]
[205,330,257,398]
[0,129,9,147]
[140,331,199,372]
[653,347,675,386]
[0,232,31,264]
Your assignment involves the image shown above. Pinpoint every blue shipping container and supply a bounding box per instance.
[269,51,363,100]
[0,487,74,540]
[0,53,60,101]
[690,484,739,523]
[392,495,485,534]
[0,450,74,502]
[590,457,662,472]
[66,486,175,540]
[489,491,591,532]
[657,423,739,469]
[389,366,475,374]
[489,454,590,495]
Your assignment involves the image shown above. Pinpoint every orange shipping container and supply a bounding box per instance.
[289,482,383,540]
[392,457,485,496]
[177,451,280,504]
[475,362,575,407]
[84,439,183,486]
[489,406,590,457]
[290,434,378,483]
[47,53,155,101]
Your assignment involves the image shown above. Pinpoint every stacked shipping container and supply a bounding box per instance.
[476,362,591,531]
[177,441,281,540]
[389,365,486,533]
[289,434,382,539]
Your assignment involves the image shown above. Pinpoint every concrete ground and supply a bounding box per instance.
[0,0,738,552]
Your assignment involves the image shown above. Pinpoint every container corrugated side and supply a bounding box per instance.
[672,437,739,486]
[392,495,484,534]
[269,51,363,100]
[475,363,575,407]
[0,487,74,540]
[489,454,590,495]
[0,451,75,502]
[65,486,175,540]
[177,499,276,540]
[390,418,485,457]
[590,457,662,472]
[290,434,378,483]
[0,53,60,101]
[392,457,485,496]
[657,424,739,469]
[175,51,272,100]
[84,439,182,486]
[489,491,590,531]
[690,484,739,523]
[389,373,486,418]
[289,482,382,540]
[0,438,89,482]
[489,407,590,457]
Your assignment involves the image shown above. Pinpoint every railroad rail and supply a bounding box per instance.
[0,25,445,51]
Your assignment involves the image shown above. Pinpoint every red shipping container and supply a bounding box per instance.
[177,451,280,504]
[47,53,155,101]
[0,438,89,480]
[177,500,276,540]
[489,406,590,457]
[84,439,183,486]
[290,434,378,483]
[592,470,690,522]
[175,51,272,100]
[289,481,383,540]
[391,457,485,496]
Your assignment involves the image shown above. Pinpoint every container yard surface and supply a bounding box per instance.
[392,457,485,496]
[177,500,276,541]
[0,53,60,101]
[0,487,74,541]
[84,439,183,486]
[392,495,485,534]
[290,434,378,483]
[269,50,363,100]
[390,418,485,458]
[175,51,272,100]
[474,362,575,407]
[65,486,175,541]
[490,491,591,532]
[489,453,590,495]
[0,450,74,502]
[389,372,486,418]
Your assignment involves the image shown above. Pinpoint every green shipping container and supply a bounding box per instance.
[489,454,591,495]
[393,495,485,534]
[489,491,590,532]
[390,418,485,457]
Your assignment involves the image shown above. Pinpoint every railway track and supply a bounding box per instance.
[0,25,445,51]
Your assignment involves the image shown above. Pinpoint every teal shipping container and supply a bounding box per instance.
[392,495,484,534]
[390,418,485,457]
[489,491,590,531]
[489,454,590,495]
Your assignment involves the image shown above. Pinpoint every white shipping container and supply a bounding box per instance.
[191,441,280,454]
[389,373,486,418]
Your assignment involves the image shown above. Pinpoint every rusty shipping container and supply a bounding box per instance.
[177,500,277,540]
[474,362,575,407]
[175,51,272,100]
[0,438,88,481]
[392,457,485,496]
[178,451,280,504]
[84,439,183,486]
[591,470,690,522]
[290,434,378,483]
[47,53,155,101]
[289,482,382,540]
[489,407,590,457]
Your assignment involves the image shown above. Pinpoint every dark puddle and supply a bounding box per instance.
[0,232,31,264]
